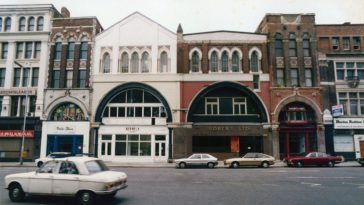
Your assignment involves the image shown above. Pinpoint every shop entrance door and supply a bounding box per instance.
[154,135,166,161]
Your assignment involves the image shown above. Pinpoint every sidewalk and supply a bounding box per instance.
[0,160,361,168]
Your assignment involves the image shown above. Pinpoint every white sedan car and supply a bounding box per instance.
[5,157,127,205]
[174,153,218,168]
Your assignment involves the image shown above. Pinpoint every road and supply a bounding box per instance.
[1,166,363,205]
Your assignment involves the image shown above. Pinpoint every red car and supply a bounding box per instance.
[284,152,343,167]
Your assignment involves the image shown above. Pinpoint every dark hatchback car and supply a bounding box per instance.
[284,152,343,168]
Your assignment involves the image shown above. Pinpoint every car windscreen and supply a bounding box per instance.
[85,160,109,174]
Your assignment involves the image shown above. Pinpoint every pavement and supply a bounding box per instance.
[0,160,361,168]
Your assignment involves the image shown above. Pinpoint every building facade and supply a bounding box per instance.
[317,23,364,160]
[91,12,178,163]
[40,7,103,158]
[0,4,61,161]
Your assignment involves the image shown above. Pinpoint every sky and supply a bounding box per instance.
[2,0,364,33]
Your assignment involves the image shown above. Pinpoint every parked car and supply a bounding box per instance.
[35,152,73,167]
[284,152,343,167]
[224,152,275,168]
[5,157,127,205]
[175,153,218,168]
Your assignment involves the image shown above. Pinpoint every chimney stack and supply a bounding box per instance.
[61,7,70,18]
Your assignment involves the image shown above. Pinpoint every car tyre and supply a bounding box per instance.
[232,162,239,168]
[179,162,186,169]
[261,161,269,168]
[296,161,303,168]
[327,161,334,168]
[77,191,95,205]
[8,184,25,202]
[37,161,43,167]
[207,162,215,169]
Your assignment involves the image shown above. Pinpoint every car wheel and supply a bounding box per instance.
[232,162,239,168]
[296,161,303,168]
[37,161,43,167]
[261,161,269,168]
[327,161,334,168]
[207,162,215,168]
[77,191,95,205]
[179,162,186,169]
[8,184,25,202]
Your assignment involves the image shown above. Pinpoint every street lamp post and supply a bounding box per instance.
[14,61,28,165]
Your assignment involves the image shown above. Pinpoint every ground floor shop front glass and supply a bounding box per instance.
[279,131,317,158]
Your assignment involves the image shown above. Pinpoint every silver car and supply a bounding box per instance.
[174,153,218,168]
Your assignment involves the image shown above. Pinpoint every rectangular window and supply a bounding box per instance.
[303,39,310,57]
[118,107,125,117]
[343,37,350,50]
[332,37,339,50]
[233,97,246,115]
[275,39,283,57]
[16,42,24,59]
[290,69,298,86]
[66,70,73,88]
[29,96,36,113]
[289,39,297,57]
[205,98,218,115]
[0,68,5,87]
[52,70,60,88]
[22,68,30,87]
[25,42,33,59]
[31,68,39,87]
[67,42,75,59]
[276,69,285,86]
[0,96,3,114]
[11,96,19,116]
[338,92,364,116]
[349,92,358,115]
[80,42,88,59]
[13,68,21,87]
[54,42,62,60]
[353,37,361,50]
[358,63,364,80]
[1,43,8,59]
[253,74,260,89]
[34,42,41,59]
[305,69,313,87]
[78,70,86,88]
[336,62,345,80]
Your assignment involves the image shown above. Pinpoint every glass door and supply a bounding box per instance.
[154,135,166,161]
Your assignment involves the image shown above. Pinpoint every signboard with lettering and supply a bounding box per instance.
[0,88,36,96]
[0,130,34,138]
[332,105,344,117]
[334,118,364,129]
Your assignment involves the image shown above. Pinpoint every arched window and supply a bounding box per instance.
[302,33,310,57]
[80,38,88,59]
[141,52,149,73]
[28,17,35,31]
[121,52,129,73]
[51,103,85,121]
[37,17,44,31]
[210,51,218,72]
[275,33,283,57]
[232,51,240,72]
[54,37,62,60]
[19,17,26,31]
[5,17,11,32]
[250,51,259,72]
[160,51,168,72]
[289,33,297,57]
[131,52,139,73]
[102,53,111,73]
[221,51,229,72]
[0,17,2,32]
[67,38,75,59]
[191,51,200,72]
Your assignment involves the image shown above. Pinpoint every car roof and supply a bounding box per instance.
[52,156,99,163]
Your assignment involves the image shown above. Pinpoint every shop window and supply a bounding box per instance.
[51,102,85,121]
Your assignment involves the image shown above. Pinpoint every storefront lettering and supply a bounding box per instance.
[334,118,364,129]
[0,130,34,138]
[207,126,249,131]
[0,88,36,96]
[126,127,139,132]
[56,126,74,131]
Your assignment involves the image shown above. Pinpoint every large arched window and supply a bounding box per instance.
[275,33,283,57]
[36,16,44,31]
[28,17,35,31]
[210,51,218,72]
[19,17,26,31]
[121,52,129,73]
[232,51,240,72]
[131,52,139,73]
[102,53,111,73]
[250,51,259,72]
[141,52,149,73]
[51,102,85,121]
[159,51,168,72]
[221,51,229,72]
[5,17,11,32]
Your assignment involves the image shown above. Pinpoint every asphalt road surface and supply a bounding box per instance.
[1,166,363,205]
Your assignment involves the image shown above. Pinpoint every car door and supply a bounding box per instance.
[241,153,256,166]
[305,152,317,165]
[28,161,58,194]
[52,161,80,195]
[187,154,202,166]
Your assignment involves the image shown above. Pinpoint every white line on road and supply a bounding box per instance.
[293,177,355,179]
[342,182,364,189]
[301,182,322,187]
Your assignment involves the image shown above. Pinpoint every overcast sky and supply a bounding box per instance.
[2,0,364,33]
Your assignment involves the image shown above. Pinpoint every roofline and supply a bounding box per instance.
[97,11,175,38]
[183,30,267,36]
[316,24,364,27]
[264,13,315,16]
[53,16,104,30]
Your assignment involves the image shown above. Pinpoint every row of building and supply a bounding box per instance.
[0,4,363,163]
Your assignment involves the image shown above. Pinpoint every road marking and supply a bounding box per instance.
[301,182,322,187]
[293,177,355,179]
[342,182,364,189]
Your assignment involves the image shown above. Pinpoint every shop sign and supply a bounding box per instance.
[0,130,34,138]
[334,118,364,129]
[334,136,354,152]
[0,88,36,96]
[54,125,76,134]
[125,127,139,133]
[332,105,344,117]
